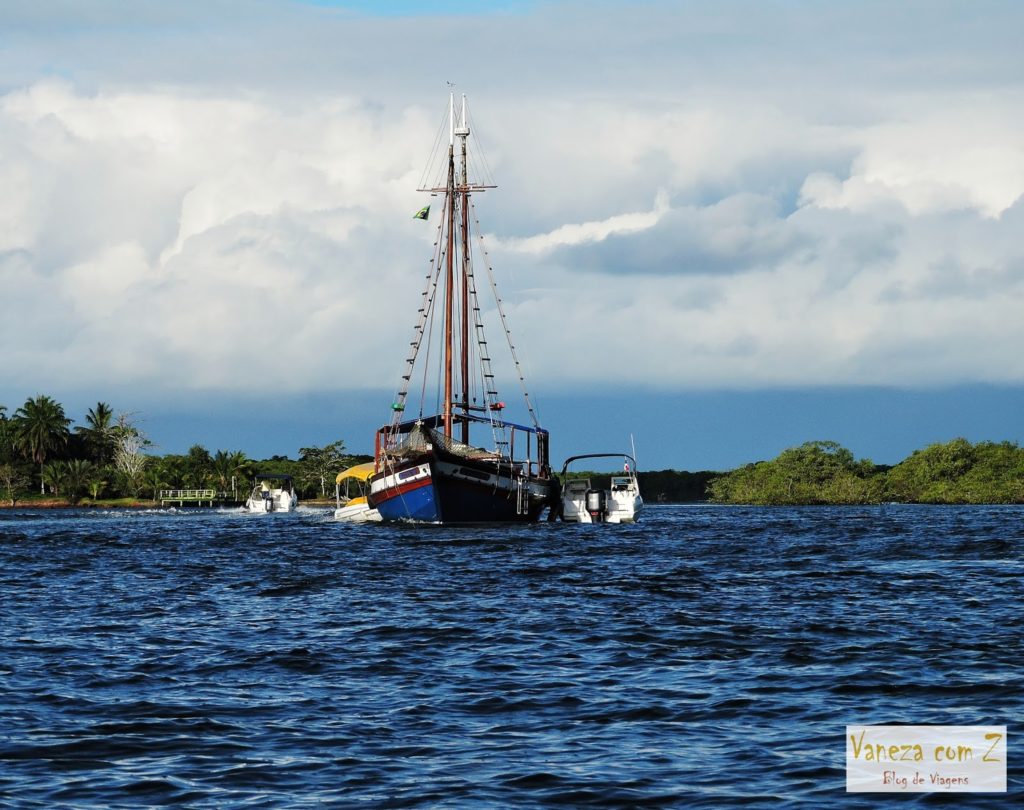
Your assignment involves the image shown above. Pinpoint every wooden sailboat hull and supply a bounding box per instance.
[369,453,556,523]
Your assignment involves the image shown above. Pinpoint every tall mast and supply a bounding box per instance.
[456,94,471,445]
[443,93,455,439]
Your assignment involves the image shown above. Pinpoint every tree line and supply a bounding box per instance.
[0,395,363,506]
[559,438,1024,504]
[5,395,1022,507]
[566,469,718,503]
[707,438,1024,505]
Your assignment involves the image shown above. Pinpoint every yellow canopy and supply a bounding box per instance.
[336,462,376,485]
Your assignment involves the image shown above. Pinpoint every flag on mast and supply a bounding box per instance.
[413,205,430,220]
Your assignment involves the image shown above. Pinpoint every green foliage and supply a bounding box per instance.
[44,458,102,502]
[2,409,33,504]
[63,459,95,505]
[75,402,116,465]
[11,395,72,493]
[156,455,189,489]
[298,441,351,499]
[87,466,112,502]
[141,464,168,501]
[0,461,33,506]
[7,392,1024,508]
[636,470,717,503]
[0,393,357,504]
[710,438,1024,505]
[884,438,1024,504]
[0,405,13,462]
[41,460,68,497]
[209,450,252,497]
[709,440,886,505]
[709,440,873,505]
[564,469,716,502]
[183,445,214,488]
[251,455,302,478]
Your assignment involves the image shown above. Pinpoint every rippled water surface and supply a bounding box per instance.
[1,505,1021,807]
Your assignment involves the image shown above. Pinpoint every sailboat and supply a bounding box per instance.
[367,93,559,523]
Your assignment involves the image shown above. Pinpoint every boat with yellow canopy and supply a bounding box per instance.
[334,462,382,522]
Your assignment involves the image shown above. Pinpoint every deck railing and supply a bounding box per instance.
[159,489,217,506]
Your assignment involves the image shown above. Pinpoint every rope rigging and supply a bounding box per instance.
[387,199,447,434]
[470,200,542,430]
[385,97,541,461]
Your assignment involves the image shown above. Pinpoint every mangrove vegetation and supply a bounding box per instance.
[708,438,1024,505]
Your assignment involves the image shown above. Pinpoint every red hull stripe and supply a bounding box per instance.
[375,476,432,502]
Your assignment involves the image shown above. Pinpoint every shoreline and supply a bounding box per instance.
[0,498,339,510]
[0,499,155,510]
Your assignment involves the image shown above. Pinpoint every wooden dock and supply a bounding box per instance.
[159,489,218,507]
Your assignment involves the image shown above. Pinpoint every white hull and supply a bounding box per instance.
[244,488,296,513]
[334,502,382,522]
[335,462,382,522]
[558,456,643,524]
[561,493,643,523]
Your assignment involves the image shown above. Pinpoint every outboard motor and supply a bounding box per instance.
[585,488,607,523]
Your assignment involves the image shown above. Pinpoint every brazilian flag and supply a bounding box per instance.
[413,205,430,221]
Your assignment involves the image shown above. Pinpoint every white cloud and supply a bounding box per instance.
[799,106,1024,218]
[1,1,1024,408]
[497,191,670,254]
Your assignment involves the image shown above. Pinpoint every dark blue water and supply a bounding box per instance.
[1,505,1020,807]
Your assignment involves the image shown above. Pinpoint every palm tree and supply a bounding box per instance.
[13,395,72,494]
[210,450,251,497]
[41,460,69,498]
[75,402,116,465]
[87,468,110,502]
[143,464,169,502]
[228,451,252,499]
[0,405,14,462]
[183,445,213,488]
[63,459,94,505]
[160,456,188,489]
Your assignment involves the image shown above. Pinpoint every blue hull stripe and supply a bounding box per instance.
[374,478,439,522]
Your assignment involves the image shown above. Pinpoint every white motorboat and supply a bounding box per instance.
[334,463,381,522]
[244,473,298,513]
[557,454,643,524]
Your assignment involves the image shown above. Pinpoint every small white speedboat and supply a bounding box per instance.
[244,474,298,513]
[334,462,381,522]
[557,453,643,523]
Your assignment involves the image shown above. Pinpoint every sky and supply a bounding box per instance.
[1,0,1023,469]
